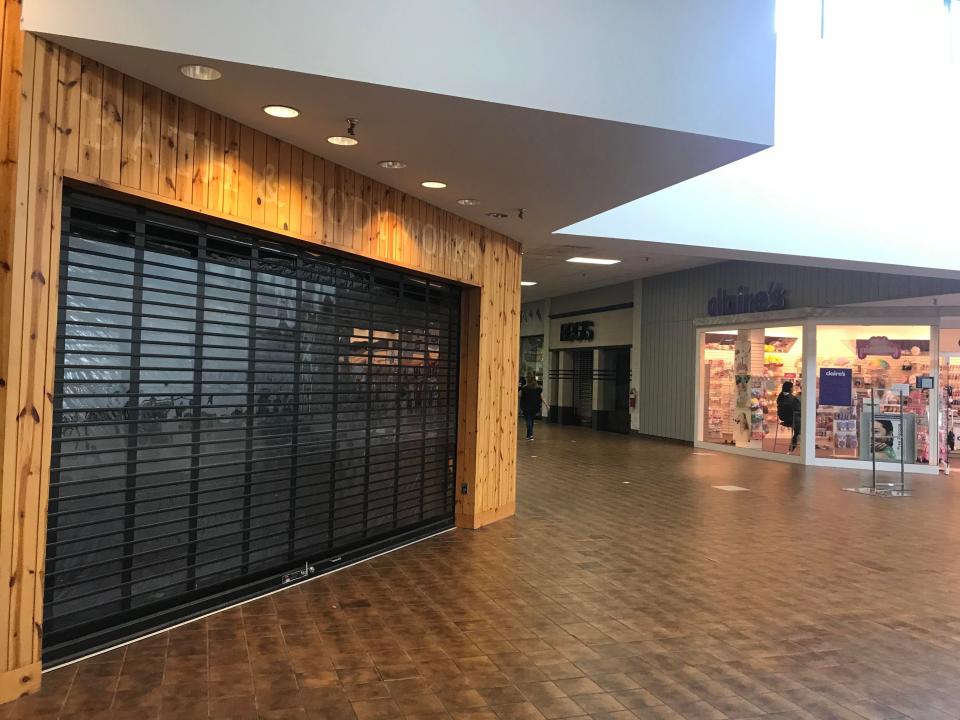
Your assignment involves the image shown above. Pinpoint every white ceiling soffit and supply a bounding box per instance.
[559,0,960,281]
[22,0,776,300]
[22,0,775,146]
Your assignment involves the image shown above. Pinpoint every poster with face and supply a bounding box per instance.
[871,417,901,460]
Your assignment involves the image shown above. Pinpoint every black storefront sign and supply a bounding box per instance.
[559,320,595,342]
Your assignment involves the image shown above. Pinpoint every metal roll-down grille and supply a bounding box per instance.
[45,189,460,662]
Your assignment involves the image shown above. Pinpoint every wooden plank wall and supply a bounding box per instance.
[0,19,521,703]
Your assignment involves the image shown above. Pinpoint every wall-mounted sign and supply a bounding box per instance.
[707,283,786,317]
[819,367,852,406]
[559,320,595,342]
[855,337,929,360]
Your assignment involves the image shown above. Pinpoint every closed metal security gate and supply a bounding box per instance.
[45,190,460,662]
[572,350,593,425]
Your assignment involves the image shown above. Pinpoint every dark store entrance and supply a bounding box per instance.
[44,190,461,662]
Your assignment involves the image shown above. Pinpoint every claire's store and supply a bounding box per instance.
[695,293,960,475]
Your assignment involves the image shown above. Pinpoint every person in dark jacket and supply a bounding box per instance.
[519,374,547,440]
[777,380,801,452]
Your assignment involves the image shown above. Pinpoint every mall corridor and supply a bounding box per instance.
[4,424,960,720]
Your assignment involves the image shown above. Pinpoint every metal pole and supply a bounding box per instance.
[870,391,876,490]
[899,389,905,493]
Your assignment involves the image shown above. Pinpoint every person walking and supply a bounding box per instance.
[519,374,548,440]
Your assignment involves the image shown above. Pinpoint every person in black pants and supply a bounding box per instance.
[777,380,801,452]
[519,374,548,440]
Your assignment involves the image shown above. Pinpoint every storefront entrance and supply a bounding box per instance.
[697,313,944,475]
[598,347,631,434]
[44,191,461,662]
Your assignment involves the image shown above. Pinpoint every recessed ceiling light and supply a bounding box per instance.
[263,105,299,119]
[566,257,621,265]
[378,160,406,169]
[457,198,480,206]
[486,212,508,219]
[520,281,537,287]
[421,181,447,189]
[179,64,221,81]
[328,118,360,146]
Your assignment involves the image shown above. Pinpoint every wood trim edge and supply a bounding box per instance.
[456,500,516,530]
[0,661,41,705]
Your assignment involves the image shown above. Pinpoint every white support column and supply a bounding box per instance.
[542,298,552,411]
[801,318,817,464]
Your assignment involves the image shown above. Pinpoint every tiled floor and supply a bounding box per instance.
[7,423,960,719]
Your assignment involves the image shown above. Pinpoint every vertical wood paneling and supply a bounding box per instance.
[251,130,266,225]
[237,124,254,218]
[288,145,301,235]
[98,66,122,183]
[174,99,194,203]
[191,106,210,208]
[158,92,178,198]
[1,25,521,701]
[276,141,290,231]
[299,150,313,239]
[119,76,142,188]
[206,112,224,213]
[13,34,58,674]
[263,135,278,227]
[222,119,240,216]
[54,50,80,175]
[0,7,29,698]
[311,155,324,241]
[77,57,101,177]
[139,84,160,195]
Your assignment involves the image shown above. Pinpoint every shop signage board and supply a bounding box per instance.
[559,320,595,341]
[854,337,930,359]
[819,368,852,406]
[707,282,786,317]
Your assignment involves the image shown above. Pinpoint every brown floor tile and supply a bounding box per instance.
[476,685,527,707]
[351,698,403,720]
[394,692,447,716]
[12,428,960,720]
[532,697,585,719]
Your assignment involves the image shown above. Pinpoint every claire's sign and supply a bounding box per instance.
[819,367,852,406]
[708,283,786,317]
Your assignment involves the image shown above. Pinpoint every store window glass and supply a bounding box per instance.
[938,329,960,471]
[815,325,932,464]
[701,326,803,452]
[520,335,544,383]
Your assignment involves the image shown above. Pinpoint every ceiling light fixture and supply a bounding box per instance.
[486,212,508,219]
[378,160,406,169]
[457,198,480,206]
[327,118,360,146]
[520,281,537,287]
[179,64,222,81]
[566,257,621,265]
[421,180,447,189]
[263,105,300,119]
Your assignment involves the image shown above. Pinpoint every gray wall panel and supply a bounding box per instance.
[640,261,960,441]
